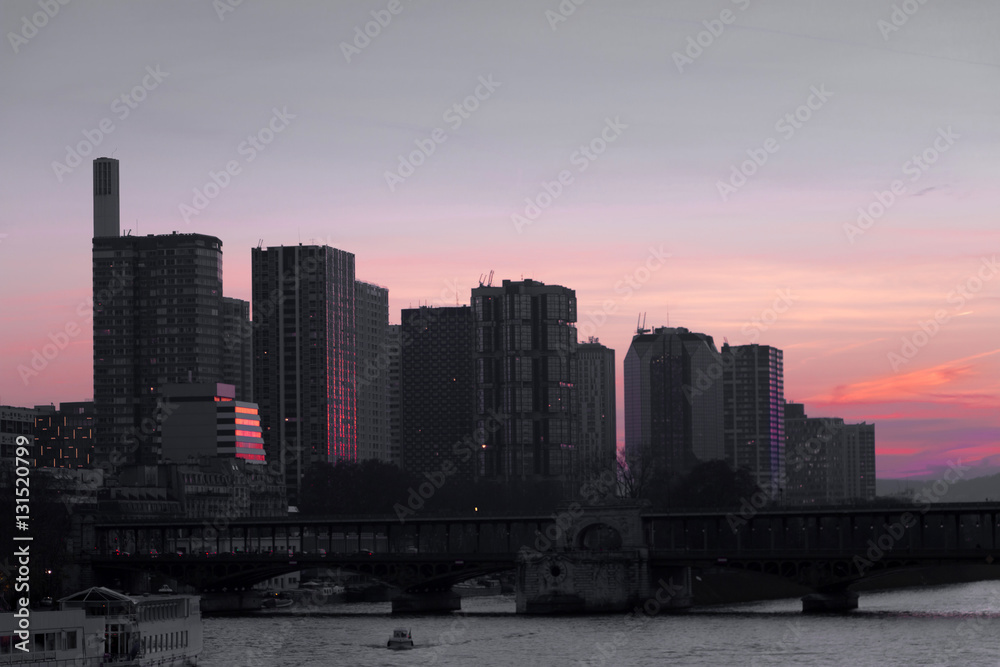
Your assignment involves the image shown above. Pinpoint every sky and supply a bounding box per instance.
[1,0,998,480]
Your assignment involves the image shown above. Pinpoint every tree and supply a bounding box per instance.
[661,460,761,510]
[616,447,658,500]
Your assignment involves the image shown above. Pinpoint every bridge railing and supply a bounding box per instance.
[644,509,999,555]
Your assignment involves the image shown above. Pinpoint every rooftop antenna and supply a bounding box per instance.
[256,239,263,250]
[488,270,494,287]
[111,147,117,158]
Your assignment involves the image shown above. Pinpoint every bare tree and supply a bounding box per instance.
[616,446,657,500]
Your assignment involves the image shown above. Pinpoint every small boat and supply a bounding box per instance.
[387,627,414,650]
[261,593,294,609]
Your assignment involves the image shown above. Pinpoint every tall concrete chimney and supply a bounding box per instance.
[93,157,120,238]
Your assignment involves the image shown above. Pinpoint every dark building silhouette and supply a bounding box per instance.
[722,343,785,494]
[387,323,402,467]
[93,157,119,238]
[33,401,95,468]
[92,229,224,467]
[355,280,390,461]
[784,402,876,505]
[158,382,265,465]
[624,326,723,479]
[221,297,253,402]
[251,244,356,504]
[400,306,477,480]
[575,337,616,480]
[471,279,577,481]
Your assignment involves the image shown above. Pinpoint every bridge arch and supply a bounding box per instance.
[577,523,623,551]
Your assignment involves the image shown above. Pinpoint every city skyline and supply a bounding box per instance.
[2,1,998,479]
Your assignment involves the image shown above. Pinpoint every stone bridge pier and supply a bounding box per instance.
[516,505,691,614]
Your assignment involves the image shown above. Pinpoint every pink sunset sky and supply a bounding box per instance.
[1,1,998,479]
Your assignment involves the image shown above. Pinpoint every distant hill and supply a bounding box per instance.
[878,473,1000,503]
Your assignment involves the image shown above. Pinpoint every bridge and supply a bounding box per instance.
[88,502,1000,613]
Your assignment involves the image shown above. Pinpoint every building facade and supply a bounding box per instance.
[575,338,616,481]
[355,281,391,462]
[33,402,95,468]
[784,402,876,505]
[221,297,253,402]
[0,405,36,463]
[400,306,477,480]
[721,343,785,494]
[251,244,356,504]
[471,279,577,481]
[386,323,402,468]
[624,326,724,480]
[158,383,265,465]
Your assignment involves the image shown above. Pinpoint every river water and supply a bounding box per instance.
[201,582,1000,666]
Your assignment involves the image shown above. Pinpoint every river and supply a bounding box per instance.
[201,581,1000,666]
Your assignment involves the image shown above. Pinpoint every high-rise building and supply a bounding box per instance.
[624,326,723,479]
[784,402,876,505]
[92,230,224,466]
[222,297,253,402]
[355,281,390,462]
[722,343,785,494]
[33,401,94,468]
[251,244,356,504]
[400,306,477,481]
[386,323,402,468]
[91,159,225,467]
[575,337,616,480]
[159,382,265,465]
[471,279,577,481]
